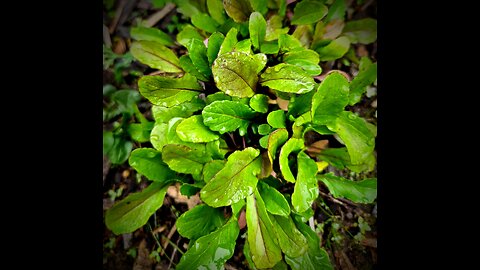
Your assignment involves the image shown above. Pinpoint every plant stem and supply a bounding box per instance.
[133,104,148,124]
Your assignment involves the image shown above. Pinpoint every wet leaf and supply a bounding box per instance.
[260,63,316,94]
[187,39,212,78]
[318,173,377,203]
[202,160,226,183]
[267,110,286,128]
[162,144,212,176]
[138,73,203,107]
[128,148,176,182]
[176,115,220,143]
[177,24,204,48]
[343,18,377,44]
[279,138,304,183]
[250,94,269,113]
[311,71,350,125]
[291,0,328,25]
[202,100,257,133]
[283,48,322,76]
[207,32,225,66]
[257,181,290,216]
[192,13,220,33]
[223,0,253,22]
[151,97,205,123]
[130,41,182,72]
[130,26,174,46]
[249,12,267,50]
[349,57,377,105]
[269,214,308,257]
[176,204,226,240]
[267,128,289,164]
[106,182,170,234]
[201,147,262,207]
[233,39,253,54]
[292,151,319,213]
[316,36,350,61]
[218,27,238,56]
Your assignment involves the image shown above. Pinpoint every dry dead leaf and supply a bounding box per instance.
[167,183,201,209]
[276,97,289,111]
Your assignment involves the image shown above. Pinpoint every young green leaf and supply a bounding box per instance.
[349,57,377,105]
[249,12,267,50]
[291,0,328,25]
[187,39,212,78]
[202,159,226,183]
[231,199,246,217]
[316,36,350,61]
[130,26,174,46]
[318,147,376,173]
[267,128,289,164]
[202,100,257,133]
[128,148,176,182]
[179,55,210,81]
[249,94,269,113]
[151,97,205,123]
[279,138,305,183]
[288,91,315,118]
[213,51,266,97]
[267,110,286,128]
[327,111,375,165]
[250,0,267,15]
[177,24,204,47]
[343,18,377,44]
[257,181,290,216]
[191,13,220,33]
[311,71,350,125]
[127,122,154,143]
[105,182,170,234]
[206,139,230,159]
[207,32,225,66]
[265,15,289,41]
[107,136,133,165]
[176,218,240,270]
[260,63,316,94]
[103,131,114,154]
[283,48,322,76]
[278,34,303,52]
[233,39,253,54]
[207,0,227,24]
[260,40,280,54]
[223,0,253,22]
[162,144,212,176]
[176,115,220,143]
[206,92,231,104]
[218,27,238,56]
[138,73,203,107]
[292,151,319,213]
[150,118,198,152]
[176,204,226,240]
[246,190,283,268]
[318,173,377,203]
[201,147,262,207]
[259,135,270,149]
[325,0,346,22]
[258,124,272,135]
[130,41,182,72]
[269,213,308,257]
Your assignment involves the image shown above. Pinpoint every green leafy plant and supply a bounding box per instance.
[105,0,377,269]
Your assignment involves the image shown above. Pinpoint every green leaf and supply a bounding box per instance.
[327,111,375,165]
[288,91,314,118]
[110,89,142,115]
[105,182,170,234]
[187,39,212,78]
[201,147,262,207]
[278,34,303,52]
[202,160,226,183]
[257,181,290,216]
[291,0,328,25]
[258,124,272,135]
[207,32,225,66]
[267,110,286,128]
[128,148,176,182]
[179,55,210,81]
[162,144,212,176]
[259,135,270,149]
[206,139,230,159]
[267,128,289,164]
[260,63,316,94]
[206,92,231,104]
[218,27,238,56]
[316,36,350,61]
[107,136,133,165]
[232,199,246,217]
[150,118,198,151]
[138,73,203,107]
[249,12,267,50]
[175,0,204,17]
[269,214,308,257]
[318,173,377,203]
[180,183,203,197]
[233,39,253,54]
[283,49,322,76]
[207,0,227,24]
[265,15,289,41]
[343,18,377,44]
[223,0,253,22]
[317,147,376,173]
[176,218,239,270]
[103,131,114,156]
[249,94,269,113]
[176,204,226,240]
[311,71,350,125]
[243,240,258,270]
[177,24,204,48]
[130,26,174,46]
[192,13,220,33]
[349,57,377,105]
[279,138,304,183]
[130,41,182,72]
[292,151,319,213]
[285,215,334,270]
[260,40,280,54]
[151,97,205,123]
[202,100,257,134]
[246,190,282,268]
[250,0,267,15]
[176,115,220,143]
[127,122,154,143]
[325,0,346,22]
[213,51,266,97]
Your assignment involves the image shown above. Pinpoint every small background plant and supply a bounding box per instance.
[103,0,377,269]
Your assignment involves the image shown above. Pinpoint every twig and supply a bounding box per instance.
[168,247,177,269]
[161,235,185,255]
[319,190,358,207]
[160,224,177,256]
[143,3,176,27]
[109,0,127,34]
[103,24,112,48]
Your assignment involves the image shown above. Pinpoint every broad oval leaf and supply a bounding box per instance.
[179,55,210,81]
[201,147,262,207]
[105,182,170,234]
[191,13,220,33]
[249,12,267,50]
[292,151,319,213]
[278,33,303,52]
[267,128,289,164]
[349,57,377,105]
[269,213,308,257]
[176,115,220,143]
[130,26,174,46]
[316,36,350,61]
[107,136,133,165]
[279,138,305,183]
[128,148,176,182]
[343,18,377,44]
[162,144,212,176]
[202,100,257,133]
[291,0,328,25]
[103,131,114,154]
[150,118,198,152]
[258,123,272,135]
[176,24,204,47]
[246,190,283,268]
[311,71,350,125]
[130,41,182,72]
[207,32,225,66]
[325,0,346,22]
[318,173,377,203]
[187,39,212,78]
[257,181,290,216]
[138,73,203,107]
[250,94,269,113]
[260,63,316,94]
[267,110,286,128]
[223,0,253,22]
[202,159,226,183]
[207,0,227,24]
[151,97,205,123]
[283,49,322,76]
[213,51,266,97]
[176,204,226,240]
[176,218,240,270]
[127,122,155,143]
